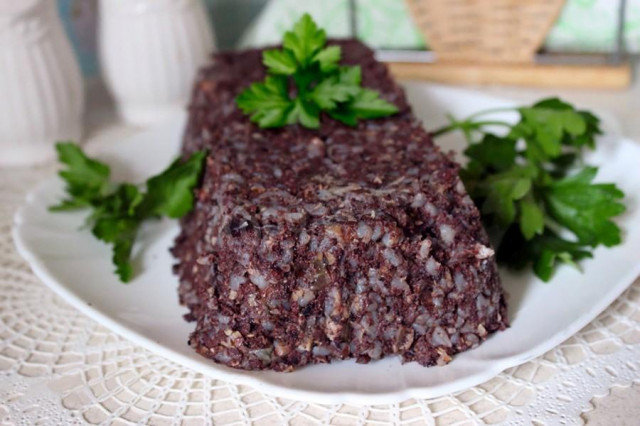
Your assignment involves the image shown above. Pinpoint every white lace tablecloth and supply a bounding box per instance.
[1,81,640,425]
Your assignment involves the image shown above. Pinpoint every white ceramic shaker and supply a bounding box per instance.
[0,0,84,166]
[99,0,215,126]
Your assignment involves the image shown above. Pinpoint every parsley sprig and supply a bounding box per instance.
[433,98,626,281]
[236,14,398,129]
[51,143,206,282]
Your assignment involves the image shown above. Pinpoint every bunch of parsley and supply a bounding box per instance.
[433,98,626,281]
[236,13,398,129]
[51,143,206,282]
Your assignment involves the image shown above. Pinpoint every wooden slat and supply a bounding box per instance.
[386,61,632,89]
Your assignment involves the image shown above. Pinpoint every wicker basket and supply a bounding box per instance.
[404,0,566,63]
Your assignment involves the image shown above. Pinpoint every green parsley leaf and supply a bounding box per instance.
[517,104,586,161]
[347,89,399,119]
[51,142,207,283]
[51,142,111,210]
[531,97,574,111]
[337,65,362,85]
[464,134,517,171]
[140,151,207,218]
[236,14,398,129]
[572,110,601,149]
[90,184,144,282]
[263,49,297,75]
[479,165,536,226]
[532,233,593,281]
[287,98,320,129]
[236,76,293,128]
[543,167,625,247]
[309,74,360,110]
[282,13,326,66]
[433,98,626,282]
[312,45,341,73]
[93,184,144,227]
[112,236,136,282]
[327,87,399,125]
[327,108,358,127]
[519,200,544,240]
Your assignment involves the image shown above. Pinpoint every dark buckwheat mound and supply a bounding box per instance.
[172,40,508,372]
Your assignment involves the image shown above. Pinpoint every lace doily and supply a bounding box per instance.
[1,165,639,426]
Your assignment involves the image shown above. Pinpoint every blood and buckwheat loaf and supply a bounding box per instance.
[172,40,508,371]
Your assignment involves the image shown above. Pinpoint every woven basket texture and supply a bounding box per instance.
[404,0,566,63]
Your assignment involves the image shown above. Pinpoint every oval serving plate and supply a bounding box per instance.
[13,85,640,404]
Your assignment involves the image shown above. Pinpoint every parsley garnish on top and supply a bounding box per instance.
[51,143,207,282]
[433,98,626,281]
[236,13,398,129]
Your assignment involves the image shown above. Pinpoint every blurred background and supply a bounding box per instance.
[60,0,640,77]
[3,0,638,166]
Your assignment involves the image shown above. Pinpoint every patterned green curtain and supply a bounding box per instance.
[239,0,640,53]
[57,0,640,77]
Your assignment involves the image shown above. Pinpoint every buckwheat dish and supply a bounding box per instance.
[171,39,508,372]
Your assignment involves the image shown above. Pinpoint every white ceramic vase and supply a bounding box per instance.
[99,0,215,126]
[0,0,84,166]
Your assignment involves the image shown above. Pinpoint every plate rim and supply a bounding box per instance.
[12,159,640,405]
[11,84,640,404]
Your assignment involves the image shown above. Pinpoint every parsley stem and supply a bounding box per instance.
[470,120,513,128]
[464,106,516,121]
[432,106,517,137]
[430,124,459,138]
[431,120,512,138]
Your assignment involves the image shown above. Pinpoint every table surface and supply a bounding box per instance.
[1,73,640,425]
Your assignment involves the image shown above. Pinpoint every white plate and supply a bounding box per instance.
[13,85,640,404]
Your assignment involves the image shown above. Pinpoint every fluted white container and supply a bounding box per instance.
[0,0,84,166]
[99,0,215,126]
